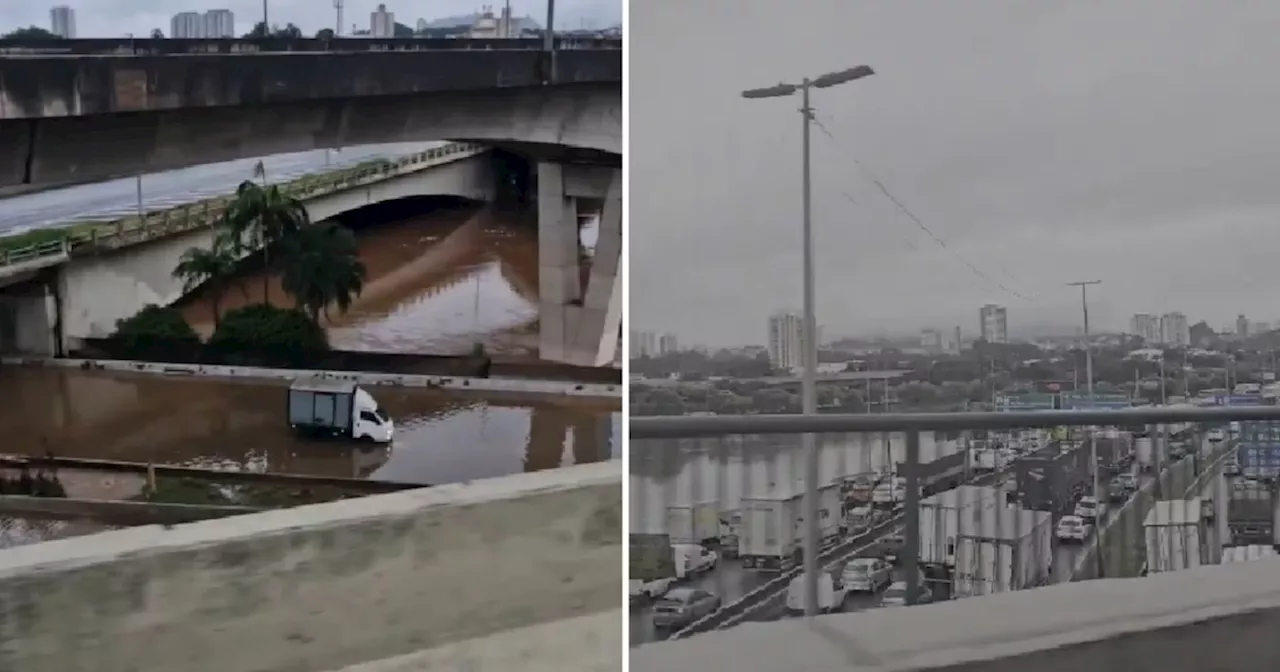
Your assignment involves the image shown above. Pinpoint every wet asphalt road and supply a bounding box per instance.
[630,465,1154,646]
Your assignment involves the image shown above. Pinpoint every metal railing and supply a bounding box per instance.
[630,406,1280,651]
[0,37,622,56]
[0,142,484,269]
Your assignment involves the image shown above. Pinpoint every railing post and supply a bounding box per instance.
[904,429,921,606]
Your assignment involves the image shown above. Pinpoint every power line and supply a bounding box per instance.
[811,117,1036,302]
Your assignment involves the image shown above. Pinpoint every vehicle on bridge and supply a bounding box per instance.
[739,485,840,571]
[784,570,849,615]
[651,588,722,631]
[287,378,394,443]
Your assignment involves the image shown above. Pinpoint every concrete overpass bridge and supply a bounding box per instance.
[0,36,621,56]
[0,47,621,190]
[0,142,622,367]
[631,406,1280,671]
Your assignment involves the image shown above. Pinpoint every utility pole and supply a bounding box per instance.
[1067,279,1103,576]
[742,63,876,618]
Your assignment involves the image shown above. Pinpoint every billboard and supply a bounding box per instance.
[1060,392,1132,410]
[997,393,1057,411]
[1239,421,1280,478]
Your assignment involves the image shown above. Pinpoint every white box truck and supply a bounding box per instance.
[665,502,720,545]
[1135,437,1154,472]
[739,485,841,571]
[288,377,394,443]
[1144,498,1208,574]
[952,508,1053,597]
[918,485,1005,567]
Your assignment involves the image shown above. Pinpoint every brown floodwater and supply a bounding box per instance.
[180,203,600,358]
[0,367,619,484]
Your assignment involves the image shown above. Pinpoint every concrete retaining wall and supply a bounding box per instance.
[2,357,621,400]
[0,461,622,672]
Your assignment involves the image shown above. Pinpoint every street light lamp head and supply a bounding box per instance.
[812,65,876,89]
[741,83,799,99]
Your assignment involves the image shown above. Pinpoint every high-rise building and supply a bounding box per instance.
[1159,312,1190,348]
[50,6,76,38]
[1237,314,1250,339]
[658,334,679,355]
[768,311,806,371]
[203,9,235,38]
[979,304,1008,344]
[370,3,395,37]
[630,330,657,358]
[171,11,203,38]
[1130,313,1161,345]
[920,329,943,352]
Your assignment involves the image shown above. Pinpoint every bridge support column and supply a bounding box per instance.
[537,164,622,367]
[0,278,58,356]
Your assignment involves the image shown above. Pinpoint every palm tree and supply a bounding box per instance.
[279,222,367,323]
[222,177,310,301]
[172,235,238,330]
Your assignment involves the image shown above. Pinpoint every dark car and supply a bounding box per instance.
[650,588,721,630]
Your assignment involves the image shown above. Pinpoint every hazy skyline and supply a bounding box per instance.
[631,0,1280,346]
[3,1,618,37]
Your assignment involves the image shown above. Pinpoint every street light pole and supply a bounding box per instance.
[1067,279,1103,576]
[742,64,875,618]
[544,0,556,81]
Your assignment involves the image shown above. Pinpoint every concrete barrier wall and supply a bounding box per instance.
[0,461,622,672]
[1073,441,1233,581]
[633,554,1280,672]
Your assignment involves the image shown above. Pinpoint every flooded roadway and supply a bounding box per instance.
[0,367,619,485]
[180,201,598,358]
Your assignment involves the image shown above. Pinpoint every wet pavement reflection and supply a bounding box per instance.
[0,367,620,485]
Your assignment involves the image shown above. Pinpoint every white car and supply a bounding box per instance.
[1056,515,1091,543]
[629,577,674,604]
[1074,496,1100,522]
[841,557,893,593]
[1207,429,1226,443]
[673,544,718,577]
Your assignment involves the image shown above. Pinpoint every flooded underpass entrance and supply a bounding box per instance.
[0,367,620,545]
[177,196,599,359]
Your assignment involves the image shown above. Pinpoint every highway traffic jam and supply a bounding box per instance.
[629,424,1208,645]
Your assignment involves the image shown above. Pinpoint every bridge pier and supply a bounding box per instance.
[0,275,59,356]
[536,162,621,367]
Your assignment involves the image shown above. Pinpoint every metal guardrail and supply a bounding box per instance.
[0,37,622,56]
[0,142,484,268]
[631,406,1280,646]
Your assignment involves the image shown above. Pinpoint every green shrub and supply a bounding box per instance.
[112,304,200,358]
[209,303,328,364]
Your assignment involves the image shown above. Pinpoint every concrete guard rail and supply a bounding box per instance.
[0,142,485,268]
[0,37,622,56]
[0,460,621,672]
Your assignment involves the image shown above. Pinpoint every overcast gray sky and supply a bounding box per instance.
[1,1,618,37]
[630,0,1280,346]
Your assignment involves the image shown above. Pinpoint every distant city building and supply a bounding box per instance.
[370,3,395,37]
[171,11,202,37]
[171,9,234,38]
[1257,322,1272,335]
[630,330,657,357]
[468,5,517,38]
[920,328,943,352]
[658,334,679,356]
[1160,312,1190,348]
[979,304,1008,344]
[203,9,234,37]
[1130,313,1161,345]
[415,18,428,32]
[768,311,807,371]
[1237,314,1250,339]
[50,6,76,38]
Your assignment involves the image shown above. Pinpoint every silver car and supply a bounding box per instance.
[651,588,721,630]
[842,557,893,593]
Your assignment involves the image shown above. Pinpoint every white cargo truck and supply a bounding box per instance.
[952,508,1053,597]
[1135,437,1154,472]
[739,485,841,571]
[1144,498,1209,574]
[288,377,394,443]
[665,502,720,545]
[917,485,1005,567]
